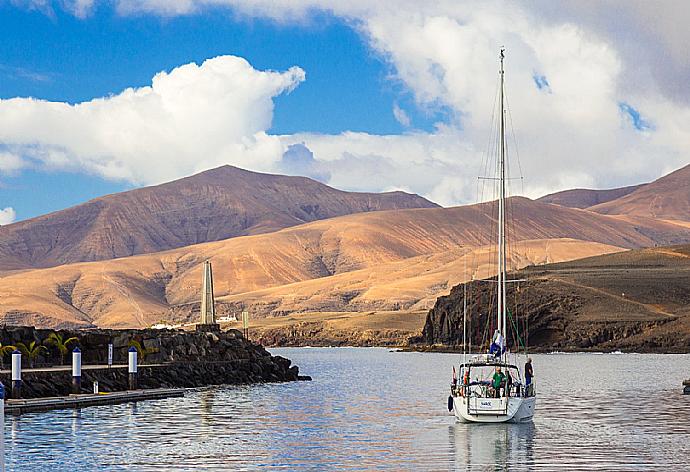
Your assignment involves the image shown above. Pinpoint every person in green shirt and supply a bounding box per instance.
[492,367,505,398]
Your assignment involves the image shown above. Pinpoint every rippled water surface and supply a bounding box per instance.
[6,348,690,470]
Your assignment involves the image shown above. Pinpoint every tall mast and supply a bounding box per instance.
[498,47,507,357]
[463,257,467,366]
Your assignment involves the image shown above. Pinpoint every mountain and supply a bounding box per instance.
[3,196,690,329]
[416,244,690,352]
[0,165,437,270]
[589,164,690,221]
[537,184,643,209]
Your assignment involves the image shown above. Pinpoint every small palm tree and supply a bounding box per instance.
[45,332,79,365]
[0,343,16,369]
[128,340,158,363]
[15,341,47,368]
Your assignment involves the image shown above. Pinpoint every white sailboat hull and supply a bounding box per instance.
[453,395,536,423]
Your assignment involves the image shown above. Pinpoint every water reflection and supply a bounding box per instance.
[199,388,215,427]
[448,423,536,470]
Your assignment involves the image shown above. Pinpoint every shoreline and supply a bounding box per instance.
[268,344,690,354]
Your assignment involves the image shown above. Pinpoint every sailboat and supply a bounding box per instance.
[448,48,536,423]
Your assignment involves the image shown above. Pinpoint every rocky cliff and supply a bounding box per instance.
[413,245,690,353]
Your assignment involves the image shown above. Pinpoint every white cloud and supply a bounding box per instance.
[105,0,690,200]
[0,152,25,174]
[0,207,16,225]
[392,103,411,127]
[5,0,690,206]
[69,0,96,18]
[0,56,304,185]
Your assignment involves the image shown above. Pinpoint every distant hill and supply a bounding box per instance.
[538,163,690,221]
[590,164,690,221]
[416,244,690,352]
[3,196,690,329]
[0,165,437,270]
[538,184,643,209]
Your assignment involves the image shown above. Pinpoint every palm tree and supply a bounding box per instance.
[0,343,16,369]
[15,341,47,368]
[128,340,158,363]
[45,332,79,365]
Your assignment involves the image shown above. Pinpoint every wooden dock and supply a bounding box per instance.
[5,388,185,415]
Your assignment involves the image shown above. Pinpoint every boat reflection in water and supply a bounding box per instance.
[448,422,536,470]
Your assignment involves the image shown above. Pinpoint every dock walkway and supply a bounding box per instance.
[5,388,185,414]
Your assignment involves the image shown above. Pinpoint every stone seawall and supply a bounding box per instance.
[0,326,281,366]
[0,326,305,398]
[2,359,299,399]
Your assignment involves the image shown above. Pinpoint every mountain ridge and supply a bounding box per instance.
[0,165,437,270]
[537,184,644,209]
[589,163,690,220]
[3,196,690,328]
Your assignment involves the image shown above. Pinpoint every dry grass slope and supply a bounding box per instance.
[2,196,690,329]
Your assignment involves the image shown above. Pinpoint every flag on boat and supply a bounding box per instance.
[489,329,505,356]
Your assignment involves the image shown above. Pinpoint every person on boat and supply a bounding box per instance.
[525,358,534,395]
[492,367,505,398]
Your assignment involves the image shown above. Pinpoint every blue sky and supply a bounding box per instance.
[0,1,686,224]
[0,3,440,220]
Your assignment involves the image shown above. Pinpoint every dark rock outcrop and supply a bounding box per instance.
[0,326,304,398]
[0,326,277,367]
[412,245,690,353]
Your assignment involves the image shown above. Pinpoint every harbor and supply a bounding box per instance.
[3,348,689,470]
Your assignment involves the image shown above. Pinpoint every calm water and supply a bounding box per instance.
[5,348,690,470]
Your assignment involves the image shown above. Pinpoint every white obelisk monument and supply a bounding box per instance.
[197,260,220,331]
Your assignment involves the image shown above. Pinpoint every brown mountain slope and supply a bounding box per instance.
[0,165,437,270]
[537,184,643,209]
[418,244,690,352]
[590,163,690,220]
[2,197,690,329]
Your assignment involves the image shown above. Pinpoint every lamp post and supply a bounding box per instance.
[128,347,138,390]
[72,347,82,394]
[0,383,5,472]
[10,350,21,399]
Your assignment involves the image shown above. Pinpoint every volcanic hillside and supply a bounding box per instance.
[2,197,690,329]
[538,184,643,209]
[589,164,690,220]
[539,163,690,222]
[0,165,437,270]
[417,244,690,352]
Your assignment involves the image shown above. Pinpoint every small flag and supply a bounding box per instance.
[452,365,457,381]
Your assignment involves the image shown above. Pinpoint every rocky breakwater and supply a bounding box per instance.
[0,326,306,399]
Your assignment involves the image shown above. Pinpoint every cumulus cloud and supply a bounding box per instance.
[277,143,331,183]
[6,0,690,206]
[101,0,690,200]
[0,56,305,185]
[0,207,16,225]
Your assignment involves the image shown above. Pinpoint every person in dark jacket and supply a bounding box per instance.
[525,358,534,395]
